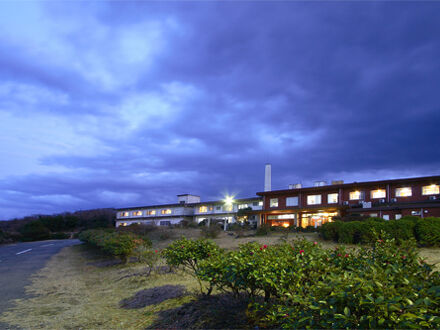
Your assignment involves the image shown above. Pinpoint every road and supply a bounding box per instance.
[0,239,81,317]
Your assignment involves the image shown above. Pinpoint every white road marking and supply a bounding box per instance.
[40,243,54,247]
[16,249,32,255]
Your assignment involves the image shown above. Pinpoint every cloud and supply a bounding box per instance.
[0,2,440,219]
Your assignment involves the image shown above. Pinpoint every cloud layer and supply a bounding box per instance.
[1,2,440,219]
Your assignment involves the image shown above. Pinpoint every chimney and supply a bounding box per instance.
[264,164,272,192]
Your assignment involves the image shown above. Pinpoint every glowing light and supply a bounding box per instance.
[224,195,234,205]
[282,223,290,228]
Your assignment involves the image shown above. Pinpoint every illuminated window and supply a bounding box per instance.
[349,191,364,200]
[161,209,172,214]
[121,222,128,226]
[371,189,386,199]
[422,184,439,195]
[224,205,233,211]
[133,211,143,216]
[396,214,402,220]
[148,210,156,215]
[209,206,213,211]
[238,204,249,209]
[259,201,263,206]
[327,193,338,204]
[199,206,208,213]
[396,187,412,197]
[286,197,298,206]
[307,195,321,205]
[383,215,390,220]
[270,198,278,207]
[120,212,129,217]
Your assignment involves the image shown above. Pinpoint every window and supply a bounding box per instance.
[411,210,421,216]
[270,198,278,207]
[120,222,128,226]
[422,184,440,195]
[238,204,249,209]
[161,209,172,214]
[120,212,129,217]
[252,202,258,206]
[307,195,321,205]
[383,215,390,220]
[148,210,156,215]
[371,189,386,199]
[328,193,338,204]
[259,201,263,206]
[396,187,412,197]
[199,206,208,213]
[133,211,142,216]
[209,206,213,211]
[160,221,171,226]
[224,205,233,211]
[395,214,402,220]
[286,197,299,206]
[349,191,364,200]
[216,206,221,211]
[370,213,378,217]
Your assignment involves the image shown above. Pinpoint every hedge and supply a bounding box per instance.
[79,229,151,262]
[320,216,439,245]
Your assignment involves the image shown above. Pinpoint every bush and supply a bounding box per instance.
[20,221,51,242]
[197,238,440,328]
[415,217,440,247]
[162,237,221,294]
[79,229,151,262]
[320,221,343,241]
[50,232,70,240]
[255,223,271,236]
[201,225,221,239]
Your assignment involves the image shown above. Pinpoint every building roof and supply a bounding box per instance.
[256,175,440,196]
[116,196,262,211]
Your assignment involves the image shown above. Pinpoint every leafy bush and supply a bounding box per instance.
[255,223,271,236]
[162,237,221,294]
[133,245,160,275]
[415,217,440,247]
[79,229,151,262]
[20,221,51,242]
[50,232,70,239]
[201,225,221,239]
[197,238,440,328]
[320,221,343,241]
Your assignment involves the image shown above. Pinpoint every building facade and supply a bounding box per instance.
[257,176,440,228]
[115,194,263,227]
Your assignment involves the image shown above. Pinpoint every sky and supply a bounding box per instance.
[1,2,440,219]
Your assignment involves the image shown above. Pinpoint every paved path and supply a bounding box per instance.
[0,239,80,317]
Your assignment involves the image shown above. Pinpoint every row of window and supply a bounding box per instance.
[198,201,263,213]
[269,184,440,208]
[119,209,172,217]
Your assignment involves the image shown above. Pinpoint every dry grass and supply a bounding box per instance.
[1,228,439,329]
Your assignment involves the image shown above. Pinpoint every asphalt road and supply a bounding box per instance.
[0,239,81,317]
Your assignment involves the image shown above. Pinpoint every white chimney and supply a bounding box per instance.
[264,164,272,192]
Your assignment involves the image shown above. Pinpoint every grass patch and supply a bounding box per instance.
[1,228,439,329]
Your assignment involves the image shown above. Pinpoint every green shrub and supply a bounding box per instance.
[162,237,220,294]
[50,232,70,240]
[415,217,440,247]
[255,223,271,236]
[201,225,221,239]
[196,237,440,328]
[320,221,343,241]
[79,229,151,262]
[20,221,51,242]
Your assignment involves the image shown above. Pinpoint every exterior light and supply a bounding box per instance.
[224,195,234,205]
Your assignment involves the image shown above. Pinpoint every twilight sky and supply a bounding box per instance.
[1,2,440,219]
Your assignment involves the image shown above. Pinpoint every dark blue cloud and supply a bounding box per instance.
[0,2,440,219]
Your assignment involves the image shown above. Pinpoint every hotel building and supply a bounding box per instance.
[115,194,263,227]
[257,175,440,228]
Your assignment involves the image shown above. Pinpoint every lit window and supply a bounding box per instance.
[259,201,263,206]
[224,205,233,211]
[238,204,249,209]
[133,211,143,216]
[396,187,412,197]
[370,213,378,217]
[307,195,321,205]
[422,184,439,195]
[209,206,213,211]
[270,198,278,207]
[148,210,156,215]
[328,193,338,204]
[371,189,386,199]
[286,197,298,207]
[120,212,129,217]
[349,191,364,200]
[383,215,390,220]
[395,214,402,220]
[199,206,208,213]
[161,209,172,214]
